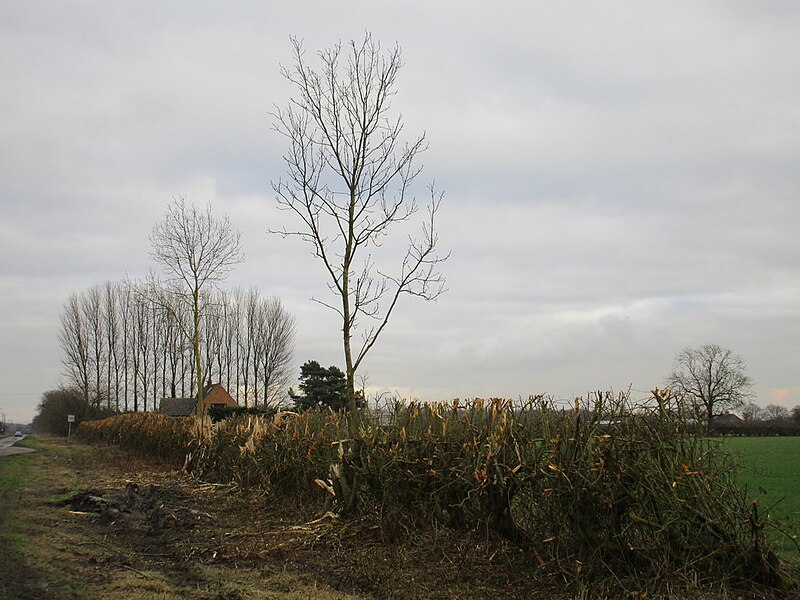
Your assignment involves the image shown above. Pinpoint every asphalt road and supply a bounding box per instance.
[0,435,35,457]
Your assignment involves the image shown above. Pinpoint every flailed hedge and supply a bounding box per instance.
[77,412,195,464]
[75,392,788,591]
[184,410,348,492]
[349,394,781,586]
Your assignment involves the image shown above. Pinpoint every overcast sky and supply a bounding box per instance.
[1,1,798,423]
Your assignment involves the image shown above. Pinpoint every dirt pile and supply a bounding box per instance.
[51,482,211,535]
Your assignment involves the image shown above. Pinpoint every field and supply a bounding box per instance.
[722,437,800,560]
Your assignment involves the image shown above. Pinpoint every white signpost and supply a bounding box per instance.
[67,414,75,443]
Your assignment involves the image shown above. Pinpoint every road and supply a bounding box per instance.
[0,435,36,457]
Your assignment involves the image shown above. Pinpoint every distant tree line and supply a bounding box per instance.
[58,281,295,413]
[711,402,800,436]
[739,402,799,424]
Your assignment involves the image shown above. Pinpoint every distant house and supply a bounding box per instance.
[160,383,238,417]
[712,413,743,427]
[160,397,199,417]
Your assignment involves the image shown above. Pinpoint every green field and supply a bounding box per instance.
[722,436,800,560]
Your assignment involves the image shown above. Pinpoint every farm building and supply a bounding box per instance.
[712,413,744,427]
[160,383,238,417]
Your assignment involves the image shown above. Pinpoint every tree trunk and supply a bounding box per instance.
[193,287,204,417]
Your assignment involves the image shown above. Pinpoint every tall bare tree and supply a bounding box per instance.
[58,293,91,404]
[223,289,241,396]
[273,33,447,411]
[666,343,753,424]
[119,282,133,411]
[134,292,152,411]
[255,295,296,406]
[149,198,244,413]
[82,286,106,409]
[103,282,121,411]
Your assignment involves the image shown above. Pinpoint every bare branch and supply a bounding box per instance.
[272,33,448,410]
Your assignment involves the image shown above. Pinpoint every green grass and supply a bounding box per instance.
[0,454,29,488]
[722,436,800,560]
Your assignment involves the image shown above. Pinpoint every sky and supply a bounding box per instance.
[1,1,798,423]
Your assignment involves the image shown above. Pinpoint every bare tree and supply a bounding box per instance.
[224,289,242,397]
[58,293,91,404]
[119,282,134,411]
[272,33,447,412]
[740,401,764,423]
[246,289,261,408]
[103,282,121,411]
[257,296,296,406]
[149,198,243,414]
[666,344,753,424]
[81,286,106,409]
[128,290,153,412]
[763,404,790,421]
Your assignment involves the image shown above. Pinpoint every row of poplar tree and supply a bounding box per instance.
[58,281,295,413]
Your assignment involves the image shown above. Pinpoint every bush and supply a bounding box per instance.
[32,387,117,436]
[343,394,781,587]
[185,409,347,492]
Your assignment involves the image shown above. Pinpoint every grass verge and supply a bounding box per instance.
[0,436,367,600]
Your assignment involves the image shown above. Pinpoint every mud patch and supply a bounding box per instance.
[51,482,212,535]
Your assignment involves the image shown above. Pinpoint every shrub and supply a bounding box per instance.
[185,409,347,493]
[32,387,117,436]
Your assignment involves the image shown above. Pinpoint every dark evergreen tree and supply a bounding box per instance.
[291,360,364,411]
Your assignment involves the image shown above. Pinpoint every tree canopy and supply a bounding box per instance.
[665,343,753,424]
